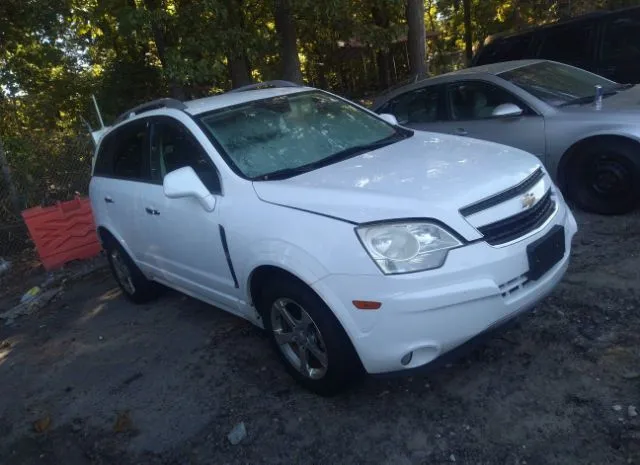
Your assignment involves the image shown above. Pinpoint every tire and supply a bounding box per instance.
[259,275,364,396]
[105,238,160,304]
[565,140,640,215]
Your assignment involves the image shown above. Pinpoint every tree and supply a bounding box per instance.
[406,0,427,77]
[274,0,303,83]
[463,0,473,65]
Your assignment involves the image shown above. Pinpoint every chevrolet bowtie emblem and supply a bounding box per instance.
[521,192,536,209]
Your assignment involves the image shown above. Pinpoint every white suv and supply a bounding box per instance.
[89,81,577,395]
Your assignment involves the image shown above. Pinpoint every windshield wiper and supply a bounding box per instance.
[326,132,409,160]
[258,164,318,181]
[616,83,634,91]
[559,90,618,107]
[256,131,410,181]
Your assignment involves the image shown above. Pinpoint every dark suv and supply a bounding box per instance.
[471,6,640,84]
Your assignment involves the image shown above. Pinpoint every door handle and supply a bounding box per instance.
[104,196,114,203]
[145,207,160,216]
[455,128,468,136]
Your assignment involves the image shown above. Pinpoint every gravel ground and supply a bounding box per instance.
[0,209,639,465]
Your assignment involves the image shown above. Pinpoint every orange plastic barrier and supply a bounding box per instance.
[21,197,102,270]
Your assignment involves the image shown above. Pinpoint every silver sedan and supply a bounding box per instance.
[372,59,640,215]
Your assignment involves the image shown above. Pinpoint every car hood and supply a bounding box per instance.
[252,131,542,239]
[561,85,640,113]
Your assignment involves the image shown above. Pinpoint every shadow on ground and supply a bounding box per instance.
[1,210,640,465]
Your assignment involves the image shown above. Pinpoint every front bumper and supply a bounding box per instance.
[312,202,578,375]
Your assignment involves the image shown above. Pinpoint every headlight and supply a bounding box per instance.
[356,222,462,275]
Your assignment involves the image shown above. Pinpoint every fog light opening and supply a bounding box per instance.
[401,351,413,366]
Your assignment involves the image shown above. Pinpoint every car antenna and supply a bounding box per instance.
[88,94,110,147]
[92,94,105,129]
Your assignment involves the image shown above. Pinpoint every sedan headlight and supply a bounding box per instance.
[356,222,462,275]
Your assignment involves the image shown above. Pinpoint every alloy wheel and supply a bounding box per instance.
[270,297,328,380]
[111,249,136,295]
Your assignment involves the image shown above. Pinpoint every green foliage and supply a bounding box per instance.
[0,0,630,213]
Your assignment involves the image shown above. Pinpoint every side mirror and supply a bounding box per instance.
[378,113,399,125]
[492,103,523,118]
[163,166,216,212]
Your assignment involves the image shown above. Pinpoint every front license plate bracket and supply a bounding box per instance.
[526,225,565,281]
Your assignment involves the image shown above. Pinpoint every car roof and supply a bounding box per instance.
[184,86,315,115]
[372,59,544,108]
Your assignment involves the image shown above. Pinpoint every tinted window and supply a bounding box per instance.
[93,121,148,180]
[537,23,594,65]
[112,121,148,180]
[474,34,534,65]
[93,135,116,177]
[601,13,640,63]
[379,86,444,124]
[150,119,221,194]
[447,81,530,120]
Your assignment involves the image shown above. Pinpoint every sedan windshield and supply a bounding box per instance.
[499,61,621,107]
[197,90,408,180]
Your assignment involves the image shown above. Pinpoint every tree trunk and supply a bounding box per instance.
[558,0,572,19]
[0,136,23,215]
[406,0,427,78]
[143,0,186,99]
[463,0,473,65]
[226,0,253,88]
[274,0,303,83]
[228,56,253,88]
[372,2,392,89]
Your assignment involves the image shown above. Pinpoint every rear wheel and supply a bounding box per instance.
[259,275,363,396]
[105,239,160,304]
[565,140,640,215]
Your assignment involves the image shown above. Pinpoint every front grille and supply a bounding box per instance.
[460,167,544,216]
[478,189,555,245]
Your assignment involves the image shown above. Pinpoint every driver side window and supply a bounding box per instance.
[447,81,530,121]
[150,118,221,194]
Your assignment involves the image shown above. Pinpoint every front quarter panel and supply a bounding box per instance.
[223,193,383,336]
[545,113,640,179]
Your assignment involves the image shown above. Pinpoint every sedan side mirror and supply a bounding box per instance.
[163,166,216,212]
[492,103,523,118]
[378,113,399,125]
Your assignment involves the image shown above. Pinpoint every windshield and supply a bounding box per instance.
[499,61,619,106]
[197,90,406,180]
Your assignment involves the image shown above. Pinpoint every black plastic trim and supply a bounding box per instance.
[459,167,545,216]
[478,189,555,245]
[219,225,239,288]
[114,98,188,125]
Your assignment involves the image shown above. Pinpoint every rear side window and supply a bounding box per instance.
[474,34,534,66]
[93,135,116,177]
[92,120,149,181]
[537,23,595,66]
[379,86,444,124]
[601,12,640,63]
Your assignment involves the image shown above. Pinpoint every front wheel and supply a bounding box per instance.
[260,275,363,396]
[565,140,640,215]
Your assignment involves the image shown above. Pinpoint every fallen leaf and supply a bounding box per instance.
[113,410,133,433]
[33,415,51,433]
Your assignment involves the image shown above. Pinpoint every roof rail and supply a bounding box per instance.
[114,98,188,124]
[227,80,301,93]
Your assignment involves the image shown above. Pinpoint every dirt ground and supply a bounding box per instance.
[1,209,639,465]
